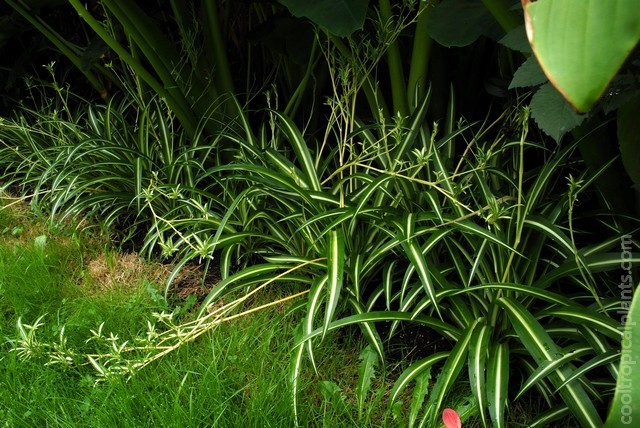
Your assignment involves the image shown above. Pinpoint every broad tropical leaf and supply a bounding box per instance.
[523,0,640,112]
[277,0,369,37]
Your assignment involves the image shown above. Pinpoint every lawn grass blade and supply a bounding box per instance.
[290,323,307,427]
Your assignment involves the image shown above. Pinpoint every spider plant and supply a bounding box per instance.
[0,72,229,243]
[150,97,638,427]
[312,112,638,427]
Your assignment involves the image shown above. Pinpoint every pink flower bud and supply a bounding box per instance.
[442,408,462,428]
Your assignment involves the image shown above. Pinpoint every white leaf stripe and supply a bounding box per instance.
[538,308,623,340]
[323,230,344,337]
[306,276,327,372]
[437,282,574,306]
[469,324,490,425]
[295,311,460,345]
[487,343,509,428]
[498,297,603,428]
[348,298,385,363]
[388,352,449,405]
[554,351,620,393]
[524,217,575,256]
[405,239,440,318]
[273,111,321,192]
[528,406,572,427]
[199,263,289,314]
[424,320,480,426]
[534,253,640,289]
[516,347,591,399]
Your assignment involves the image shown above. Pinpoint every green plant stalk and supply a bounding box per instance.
[500,108,528,283]
[379,0,409,117]
[202,1,235,97]
[98,0,201,118]
[168,0,224,104]
[407,0,435,110]
[6,0,107,97]
[566,177,606,311]
[102,1,176,83]
[481,0,521,33]
[285,38,320,118]
[67,0,198,137]
[169,0,191,49]
[490,109,528,327]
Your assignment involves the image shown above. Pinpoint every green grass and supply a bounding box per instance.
[0,197,403,427]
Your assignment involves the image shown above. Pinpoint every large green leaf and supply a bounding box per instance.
[603,290,640,427]
[523,0,640,112]
[530,83,586,142]
[426,0,494,47]
[509,56,547,89]
[277,0,369,37]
